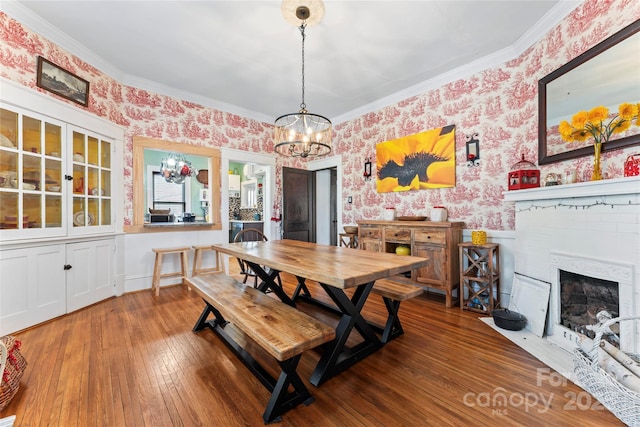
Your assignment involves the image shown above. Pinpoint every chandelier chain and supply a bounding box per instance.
[299,23,306,111]
[273,2,331,158]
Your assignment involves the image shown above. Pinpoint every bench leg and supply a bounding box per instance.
[192,300,312,424]
[180,250,189,289]
[152,252,163,296]
[263,355,313,424]
[380,298,404,343]
[192,301,227,332]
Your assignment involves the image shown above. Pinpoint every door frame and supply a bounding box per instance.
[307,155,343,244]
[221,148,277,241]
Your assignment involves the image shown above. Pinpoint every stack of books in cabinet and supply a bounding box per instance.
[459,242,500,314]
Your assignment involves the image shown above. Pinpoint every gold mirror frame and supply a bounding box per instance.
[538,20,640,165]
[125,136,222,233]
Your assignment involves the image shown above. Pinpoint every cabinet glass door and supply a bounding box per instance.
[0,106,64,238]
[70,128,112,232]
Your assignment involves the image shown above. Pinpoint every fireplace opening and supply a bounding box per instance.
[559,270,620,347]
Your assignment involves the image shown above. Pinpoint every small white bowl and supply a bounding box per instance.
[48,185,61,192]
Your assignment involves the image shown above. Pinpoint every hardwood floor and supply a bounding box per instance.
[1,270,623,426]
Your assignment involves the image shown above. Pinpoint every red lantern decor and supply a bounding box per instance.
[508,154,540,191]
[624,154,640,177]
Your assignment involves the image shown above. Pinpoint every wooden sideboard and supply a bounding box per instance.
[357,220,464,307]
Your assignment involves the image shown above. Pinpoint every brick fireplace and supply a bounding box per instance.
[504,176,639,371]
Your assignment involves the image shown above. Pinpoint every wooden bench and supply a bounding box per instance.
[186,274,335,424]
[370,277,423,343]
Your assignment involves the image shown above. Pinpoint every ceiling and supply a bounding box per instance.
[6,0,581,124]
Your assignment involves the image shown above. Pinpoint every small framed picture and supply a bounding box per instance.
[36,56,90,107]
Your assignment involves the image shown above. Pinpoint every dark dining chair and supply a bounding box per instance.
[233,229,281,289]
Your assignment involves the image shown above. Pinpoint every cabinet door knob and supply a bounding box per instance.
[63,264,72,270]
[64,175,73,181]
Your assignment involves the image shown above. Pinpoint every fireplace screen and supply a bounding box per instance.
[560,270,620,347]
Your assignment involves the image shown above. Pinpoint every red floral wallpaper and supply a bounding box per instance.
[336,0,640,230]
[1,0,639,230]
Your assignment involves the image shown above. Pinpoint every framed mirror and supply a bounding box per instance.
[538,20,640,165]
[126,136,221,233]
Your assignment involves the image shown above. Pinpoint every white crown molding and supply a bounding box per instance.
[122,75,274,124]
[332,0,582,125]
[2,0,274,125]
[3,0,582,127]
[2,0,125,81]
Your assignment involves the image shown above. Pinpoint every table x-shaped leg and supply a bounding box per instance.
[245,260,295,307]
[309,281,383,386]
[291,276,312,300]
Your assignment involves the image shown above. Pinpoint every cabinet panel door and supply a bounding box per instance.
[69,127,114,235]
[0,245,65,335]
[413,243,447,286]
[0,105,66,240]
[228,174,240,192]
[66,239,114,312]
[360,238,382,252]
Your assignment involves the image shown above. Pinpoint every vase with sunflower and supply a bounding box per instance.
[558,103,639,180]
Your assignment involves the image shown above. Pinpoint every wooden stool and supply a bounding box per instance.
[339,233,358,248]
[152,247,190,296]
[192,245,223,277]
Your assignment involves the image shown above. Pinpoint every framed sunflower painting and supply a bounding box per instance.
[376,125,456,193]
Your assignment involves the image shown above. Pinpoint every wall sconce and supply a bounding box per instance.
[364,157,372,180]
[466,133,480,167]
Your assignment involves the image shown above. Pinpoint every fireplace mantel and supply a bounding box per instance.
[504,173,639,375]
[503,176,639,202]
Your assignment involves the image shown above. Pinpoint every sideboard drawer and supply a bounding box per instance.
[359,227,381,239]
[384,228,412,242]
[414,230,446,244]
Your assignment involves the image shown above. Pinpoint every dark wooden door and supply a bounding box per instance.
[329,168,337,245]
[282,167,315,242]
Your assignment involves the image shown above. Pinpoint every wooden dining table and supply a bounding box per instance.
[211,239,430,386]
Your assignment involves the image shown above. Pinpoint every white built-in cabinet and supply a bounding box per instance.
[0,244,65,334]
[0,79,124,335]
[0,238,114,334]
[228,174,240,196]
[65,238,115,312]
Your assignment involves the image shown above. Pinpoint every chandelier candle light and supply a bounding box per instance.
[274,0,332,158]
[559,103,639,181]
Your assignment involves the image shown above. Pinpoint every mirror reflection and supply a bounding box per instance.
[538,21,640,164]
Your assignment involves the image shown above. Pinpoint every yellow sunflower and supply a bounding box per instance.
[376,125,455,193]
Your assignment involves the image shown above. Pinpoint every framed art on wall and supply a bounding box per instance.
[36,56,90,107]
[376,125,456,193]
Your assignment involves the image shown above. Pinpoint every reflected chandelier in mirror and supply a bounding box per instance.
[538,20,640,165]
